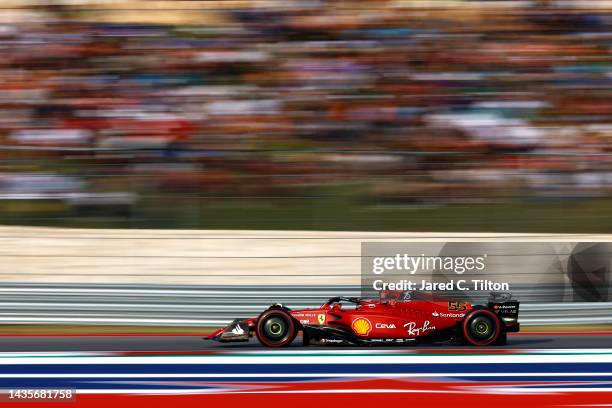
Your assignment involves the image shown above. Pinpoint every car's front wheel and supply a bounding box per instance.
[256,309,297,348]
[462,309,502,346]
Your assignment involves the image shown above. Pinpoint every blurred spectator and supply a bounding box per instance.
[0,0,611,227]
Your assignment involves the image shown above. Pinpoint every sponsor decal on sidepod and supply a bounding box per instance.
[404,320,436,336]
[375,323,396,329]
[351,318,372,336]
[432,311,465,318]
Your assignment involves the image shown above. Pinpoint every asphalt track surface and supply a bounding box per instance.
[0,333,611,352]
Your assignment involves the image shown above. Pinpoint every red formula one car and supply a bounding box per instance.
[207,291,520,347]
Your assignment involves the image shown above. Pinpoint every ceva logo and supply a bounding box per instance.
[375,323,396,329]
[352,318,372,336]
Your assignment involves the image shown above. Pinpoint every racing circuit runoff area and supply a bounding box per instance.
[0,332,611,352]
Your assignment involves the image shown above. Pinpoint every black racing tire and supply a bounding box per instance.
[462,309,502,346]
[256,309,297,348]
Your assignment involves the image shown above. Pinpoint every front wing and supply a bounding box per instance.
[206,319,253,342]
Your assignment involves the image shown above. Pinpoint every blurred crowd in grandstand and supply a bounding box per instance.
[0,1,611,229]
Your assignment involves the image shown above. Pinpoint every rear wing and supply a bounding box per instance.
[488,292,520,332]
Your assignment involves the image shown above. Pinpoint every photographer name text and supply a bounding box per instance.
[372,279,509,291]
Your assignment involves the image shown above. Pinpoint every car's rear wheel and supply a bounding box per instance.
[462,309,502,346]
[256,309,297,348]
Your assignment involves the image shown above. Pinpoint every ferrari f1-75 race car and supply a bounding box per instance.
[207,290,520,347]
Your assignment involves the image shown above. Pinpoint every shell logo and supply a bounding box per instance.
[351,318,372,336]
